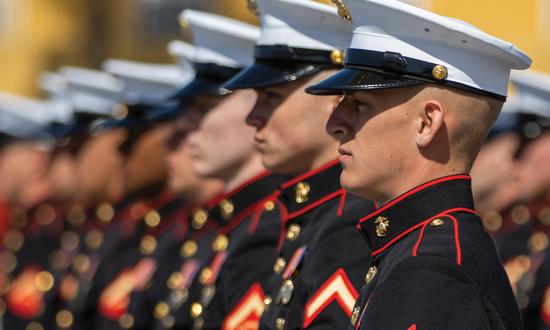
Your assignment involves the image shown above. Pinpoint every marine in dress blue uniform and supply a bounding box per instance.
[306,0,532,328]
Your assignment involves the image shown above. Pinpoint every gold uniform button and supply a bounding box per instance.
[73,254,91,274]
[154,301,170,319]
[25,322,44,330]
[529,232,549,253]
[430,218,445,227]
[194,317,205,330]
[190,302,203,318]
[365,266,377,284]
[286,224,301,241]
[67,205,86,226]
[511,204,530,225]
[144,210,161,228]
[56,310,74,328]
[482,211,503,232]
[181,240,198,258]
[264,200,275,211]
[0,251,17,273]
[295,182,310,204]
[84,229,103,251]
[35,271,54,292]
[192,209,209,229]
[96,203,115,224]
[212,234,229,252]
[140,235,157,255]
[36,204,56,225]
[264,295,272,307]
[273,257,286,274]
[275,317,286,330]
[60,231,79,251]
[162,315,175,328]
[118,313,134,329]
[3,229,25,252]
[539,207,550,225]
[167,272,183,290]
[219,199,235,220]
[351,306,361,326]
[199,267,212,285]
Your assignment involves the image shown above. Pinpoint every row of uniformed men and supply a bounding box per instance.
[1,0,549,329]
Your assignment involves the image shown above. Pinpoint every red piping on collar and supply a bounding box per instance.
[358,174,471,224]
[224,170,273,200]
[219,195,275,235]
[205,170,273,208]
[280,159,340,189]
[247,193,280,234]
[366,207,476,257]
[286,189,345,221]
[337,191,347,217]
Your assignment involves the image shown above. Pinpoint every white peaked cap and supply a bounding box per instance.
[307,0,532,99]
[0,92,56,140]
[347,0,530,97]
[38,71,68,99]
[180,9,260,68]
[506,70,550,118]
[168,40,197,71]
[103,59,192,104]
[60,66,124,117]
[256,0,352,51]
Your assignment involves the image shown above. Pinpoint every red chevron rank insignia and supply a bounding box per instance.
[303,268,358,328]
[222,283,266,330]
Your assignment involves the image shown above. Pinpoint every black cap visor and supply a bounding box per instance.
[305,67,423,96]
[224,61,326,90]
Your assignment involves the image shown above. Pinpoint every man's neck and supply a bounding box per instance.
[377,162,469,206]
[224,154,266,193]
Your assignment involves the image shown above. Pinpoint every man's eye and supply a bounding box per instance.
[265,90,282,99]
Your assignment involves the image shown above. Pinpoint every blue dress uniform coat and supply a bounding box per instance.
[151,201,222,330]
[259,160,374,330]
[188,171,286,330]
[350,175,522,330]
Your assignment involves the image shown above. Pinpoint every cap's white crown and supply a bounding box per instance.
[180,10,259,68]
[0,92,59,139]
[256,0,352,51]
[505,70,550,118]
[103,59,191,104]
[60,66,123,116]
[38,71,68,99]
[168,40,198,73]
[345,0,531,97]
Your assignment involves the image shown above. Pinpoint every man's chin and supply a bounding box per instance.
[339,171,363,197]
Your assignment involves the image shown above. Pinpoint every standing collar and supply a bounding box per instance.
[357,175,476,256]
[210,170,286,225]
[278,159,344,220]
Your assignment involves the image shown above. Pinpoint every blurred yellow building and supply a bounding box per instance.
[0,0,549,97]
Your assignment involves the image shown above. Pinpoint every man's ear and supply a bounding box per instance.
[415,100,444,147]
